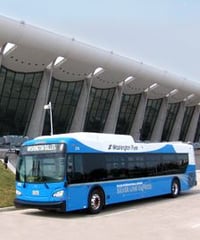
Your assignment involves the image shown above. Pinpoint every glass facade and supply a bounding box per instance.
[43,78,83,135]
[179,106,195,141]
[116,93,141,134]
[161,103,180,141]
[84,87,115,132]
[0,66,43,136]
[140,98,162,141]
[0,64,198,142]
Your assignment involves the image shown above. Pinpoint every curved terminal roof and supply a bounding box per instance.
[0,15,200,105]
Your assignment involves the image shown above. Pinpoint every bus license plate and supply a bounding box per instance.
[32,190,40,196]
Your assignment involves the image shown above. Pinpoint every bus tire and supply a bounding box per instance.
[171,178,180,198]
[88,188,104,214]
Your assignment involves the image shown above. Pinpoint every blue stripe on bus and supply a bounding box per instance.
[148,144,176,153]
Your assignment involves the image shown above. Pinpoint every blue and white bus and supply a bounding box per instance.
[15,132,197,214]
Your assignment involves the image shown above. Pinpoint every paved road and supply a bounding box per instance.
[1,172,200,240]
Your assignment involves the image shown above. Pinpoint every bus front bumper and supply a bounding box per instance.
[14,198,66,212]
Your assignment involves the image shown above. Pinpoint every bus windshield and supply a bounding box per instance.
[16,153,66,183]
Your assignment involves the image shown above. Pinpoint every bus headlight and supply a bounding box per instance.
[16,190,22,196]
[53,190,64,198]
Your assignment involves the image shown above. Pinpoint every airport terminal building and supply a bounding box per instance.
[0,15,200,143]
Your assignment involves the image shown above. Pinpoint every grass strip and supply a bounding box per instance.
[0,161,15,208]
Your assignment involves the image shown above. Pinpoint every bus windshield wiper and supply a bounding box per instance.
[42,177,49,189]
[44,182,49,189]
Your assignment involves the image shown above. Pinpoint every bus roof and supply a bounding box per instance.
[22,132,194,154]
[32,132,135,148]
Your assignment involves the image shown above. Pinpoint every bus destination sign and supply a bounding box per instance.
[21,143,65,154]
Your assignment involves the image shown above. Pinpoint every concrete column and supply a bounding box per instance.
[185,105,200,142]
[103,85,123,133]
[169,101,185,141]
[27,68,52,138]
[0,47,6,96]
[0,45,6,92]
[70,78,92,132]
[0,44,5,66]
[130,92,147,141]
[151,97,168,142]
[0,52,3,66]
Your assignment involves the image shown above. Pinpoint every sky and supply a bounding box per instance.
[0,0,200,81]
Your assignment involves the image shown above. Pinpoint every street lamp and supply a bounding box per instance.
[44,102,53,135]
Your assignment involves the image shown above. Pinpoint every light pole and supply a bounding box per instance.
[44,102,53,135]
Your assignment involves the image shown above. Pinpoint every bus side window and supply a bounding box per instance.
[176,154,188,173]
[67,155,84,183]
[74,155,84,181]
[145,154,158,176]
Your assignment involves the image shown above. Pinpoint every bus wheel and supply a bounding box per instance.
[171,179,180,198]
[88,188,104,214]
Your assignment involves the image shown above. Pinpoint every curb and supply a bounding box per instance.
[0,206,16,212]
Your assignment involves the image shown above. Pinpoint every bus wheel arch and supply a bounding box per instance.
[171,177,181,198]
[88,186,105,214]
